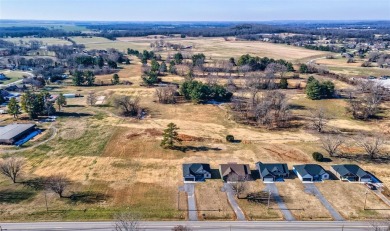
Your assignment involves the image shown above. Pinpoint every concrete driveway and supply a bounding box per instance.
[222,183,246,221]
[303,183,344,221]
[183,183,198,221]
[264,183,295,221]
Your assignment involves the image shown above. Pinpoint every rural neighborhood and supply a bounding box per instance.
[0,1,390,230]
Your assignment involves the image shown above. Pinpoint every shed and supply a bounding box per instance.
[0,124,36,145]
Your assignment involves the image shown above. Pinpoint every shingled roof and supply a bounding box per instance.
[256,162,289,177]
[0,124,35,140]
[331,164,370,178]
[220,163,250,177]
[293,164,326,176]
[182,163,211,177]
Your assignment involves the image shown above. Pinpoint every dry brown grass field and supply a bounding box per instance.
[1,37,390,222]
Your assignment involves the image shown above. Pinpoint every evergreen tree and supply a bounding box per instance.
[56,93,67,111]
[7,97,21,119]
[174,53,183,64]
[169,61,176,74]
[97,56,104,68]
[151,59,160,72]
[160,123,181,149]
[112,73,120,85]
[306,79,322,100]
[300,64,309,73]
[279,78,288,89]
[84,71,95,86]
[72,71,84,86]
[159,61,167,73]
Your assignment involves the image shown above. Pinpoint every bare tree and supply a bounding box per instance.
[155,85,177,104]
[0,157,24,183]
[355,133,385,159]
[46,175,69,198]
[310,107,328,133]
[239,64,251,77]
[114,211,141,231]
[114,95,142,117]
[86,91,97,106]
[348,82,383,120]
[227,174,248,199]
[320,135,344,157]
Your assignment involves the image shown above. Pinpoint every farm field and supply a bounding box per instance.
[3,37,72,46]
[1,36,390,222]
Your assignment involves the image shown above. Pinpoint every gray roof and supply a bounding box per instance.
[331,165,370,178]
[293,164,326,176]
[0,124,35,140]
[256,162,289,177]
[182,163,211,177]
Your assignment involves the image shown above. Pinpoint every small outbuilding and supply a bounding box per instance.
[0,123,36,145]
[182,163,211,182]
[293,164,329,182]
[330,164,372,182]
[219,163,251,182]
[256,162,289,182]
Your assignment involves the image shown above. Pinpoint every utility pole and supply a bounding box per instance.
[44,191,49,212]
[177,190,180,210]
[267,190,272,209]
[363,190,368,210]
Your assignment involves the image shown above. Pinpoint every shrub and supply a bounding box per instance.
[312,152,324,162]
[226,135,235,142]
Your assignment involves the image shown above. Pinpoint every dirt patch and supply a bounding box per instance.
[178,134,222,143]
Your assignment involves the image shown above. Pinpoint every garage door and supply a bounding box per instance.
[263,177,274,182]
[302,178,312,182]
[184,177,195,181]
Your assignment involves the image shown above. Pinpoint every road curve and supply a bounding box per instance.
[0,221,383,231]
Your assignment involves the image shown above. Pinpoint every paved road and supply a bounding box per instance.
[184,183,198,221]
[264,183,295,221]
[222,183,246,221]
[0,221,384,231]
[303,183,344,221]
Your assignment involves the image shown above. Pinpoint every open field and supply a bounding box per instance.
[1,36,390,222]
[3,37,72,46]
[0,70,29,84]
[118,37,330,62]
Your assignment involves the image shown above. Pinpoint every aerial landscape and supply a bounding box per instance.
[0,0,390,230]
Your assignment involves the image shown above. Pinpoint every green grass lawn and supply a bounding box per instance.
[0,70,27,84]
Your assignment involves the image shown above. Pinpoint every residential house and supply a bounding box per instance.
[256,162,289,182]
[182,163,211,182]
[219,163,251,182]
[293,164,329,182]
[330,164,372,182]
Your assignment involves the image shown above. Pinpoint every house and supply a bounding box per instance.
[256,162,289,182]
[182,163,211,182]
[0,124,36,145]
[293,164,329,182]
[330,165,372,182]
[219,163,251,182]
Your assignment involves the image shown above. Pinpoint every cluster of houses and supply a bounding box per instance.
[183,162,381,186]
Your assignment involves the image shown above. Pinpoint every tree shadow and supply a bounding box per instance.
[289,104,306,110]
[66,105,85,108]
[68,191,110,204]
[56,112,92,117]
[174,146,222,153]
[22,177,47,190]
[0,189,37,203]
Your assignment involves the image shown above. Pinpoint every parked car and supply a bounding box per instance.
[365,183,377,190]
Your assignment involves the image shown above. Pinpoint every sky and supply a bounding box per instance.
[0,0,389,21]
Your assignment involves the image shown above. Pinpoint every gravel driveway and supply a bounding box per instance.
[264,183,295,221]
[303,183,344,221]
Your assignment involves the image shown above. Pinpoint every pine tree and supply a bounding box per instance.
[56,93,67,111]
[112,74,120,85]
[7,97,21,119]
[160,123,181,149]
[279,78,288,89]
[306,79,322,100]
